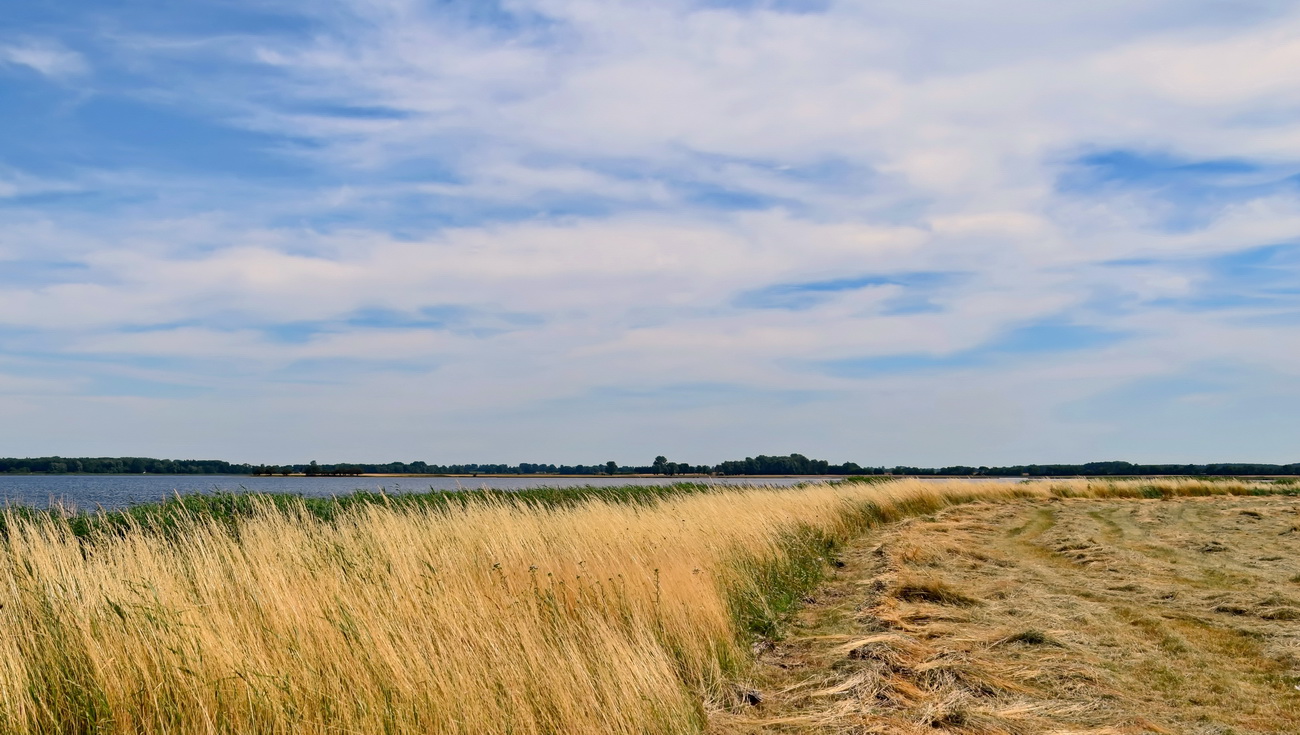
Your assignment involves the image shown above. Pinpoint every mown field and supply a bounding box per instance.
[0,478,1294,734]
[713,486,1300,735]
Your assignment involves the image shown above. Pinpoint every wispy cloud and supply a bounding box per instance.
[0,38,87,78]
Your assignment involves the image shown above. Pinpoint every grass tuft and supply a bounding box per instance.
[892,576,981,607]
[999,628,1062,647]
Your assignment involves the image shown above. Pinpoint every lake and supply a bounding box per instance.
[0,474,821,511]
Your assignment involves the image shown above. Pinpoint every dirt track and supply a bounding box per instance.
[711,495,1300,734]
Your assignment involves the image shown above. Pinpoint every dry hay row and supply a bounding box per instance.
[713,486,1300,735]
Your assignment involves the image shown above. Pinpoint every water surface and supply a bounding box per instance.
[0,474,818,511]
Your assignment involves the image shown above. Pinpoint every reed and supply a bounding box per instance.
[0,477,1290,734]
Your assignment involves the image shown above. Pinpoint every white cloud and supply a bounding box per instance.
[0,169,84,201]
[0,38,87,79]
[3,1,1300,462]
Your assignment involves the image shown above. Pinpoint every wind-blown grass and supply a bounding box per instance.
[0,477,1291,734]
[1,482,732,540]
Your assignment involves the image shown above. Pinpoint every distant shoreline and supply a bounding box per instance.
[4,472,1299,480]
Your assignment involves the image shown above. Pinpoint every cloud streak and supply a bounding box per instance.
[0,38,87,78]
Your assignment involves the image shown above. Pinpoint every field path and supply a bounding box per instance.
[709,495,1300,734]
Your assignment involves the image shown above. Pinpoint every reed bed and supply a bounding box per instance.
[0,477,1289,734]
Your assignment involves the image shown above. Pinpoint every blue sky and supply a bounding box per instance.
[3,0,1300,465]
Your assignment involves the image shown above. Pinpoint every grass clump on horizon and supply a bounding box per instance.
[0,476,1292,734]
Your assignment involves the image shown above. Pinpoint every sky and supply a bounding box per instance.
[2,0,1300,466]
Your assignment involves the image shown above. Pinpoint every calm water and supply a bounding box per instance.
[0,474,819,511]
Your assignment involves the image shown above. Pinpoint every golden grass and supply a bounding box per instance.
[0,477,1289,734]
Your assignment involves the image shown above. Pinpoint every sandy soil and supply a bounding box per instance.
[710,495,1300,734]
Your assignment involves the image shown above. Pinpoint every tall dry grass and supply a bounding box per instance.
[0,477,1288,734]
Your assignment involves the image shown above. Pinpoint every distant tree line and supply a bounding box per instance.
[250,457,716,477]
[0,457,253,475]
[4,456,1300,477]
[713,453,871,475]
[890,461,1300,477]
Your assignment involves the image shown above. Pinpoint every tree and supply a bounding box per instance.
[605,461,618,475]
[306,460,319,477]
[652,456,668,475]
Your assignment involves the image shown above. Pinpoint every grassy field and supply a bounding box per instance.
[713,488,1300,734]
[0,478,1294,734]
